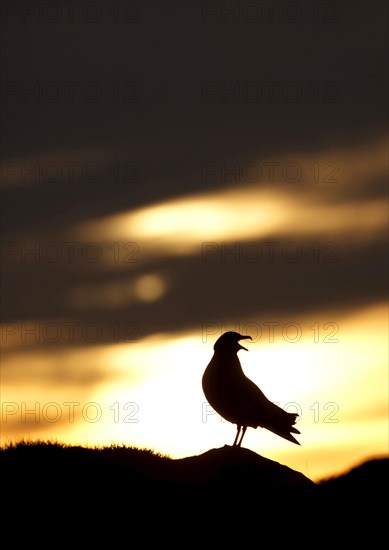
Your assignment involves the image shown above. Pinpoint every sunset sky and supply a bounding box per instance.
[1,1,388,482]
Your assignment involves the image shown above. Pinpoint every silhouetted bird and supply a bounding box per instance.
[202,331,300,447]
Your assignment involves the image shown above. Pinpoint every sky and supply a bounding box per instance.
[0,0,388,482]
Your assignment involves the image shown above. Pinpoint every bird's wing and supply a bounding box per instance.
[240,376,275,419]
[243,377,301,443]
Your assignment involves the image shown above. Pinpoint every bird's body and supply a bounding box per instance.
[202,332,300,446]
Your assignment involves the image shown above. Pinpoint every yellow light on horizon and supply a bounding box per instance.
[2,302,387,482]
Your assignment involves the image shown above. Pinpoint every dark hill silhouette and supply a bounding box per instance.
[1,441,387,544]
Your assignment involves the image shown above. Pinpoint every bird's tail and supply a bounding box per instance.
[282,432,301,445]
[288,412,300,434]
[267,411,301,444]
[266,425,301,445]
[260,408,301,445]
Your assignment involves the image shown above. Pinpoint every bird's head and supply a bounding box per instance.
[213,331,252,353]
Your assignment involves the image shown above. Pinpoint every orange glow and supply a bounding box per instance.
[76,187,386,258]
[1,136,387,482]
[75,137,387,260]
[1,302,387,481]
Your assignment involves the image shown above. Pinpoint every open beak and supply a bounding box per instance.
[238,335,252,351]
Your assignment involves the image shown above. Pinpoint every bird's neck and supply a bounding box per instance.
[215,351,244,373]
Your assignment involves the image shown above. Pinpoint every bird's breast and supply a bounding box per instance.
[202,354,247,418]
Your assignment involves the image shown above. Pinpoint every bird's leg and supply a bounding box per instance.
[237,426,247,447]
[233,425,241,446]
